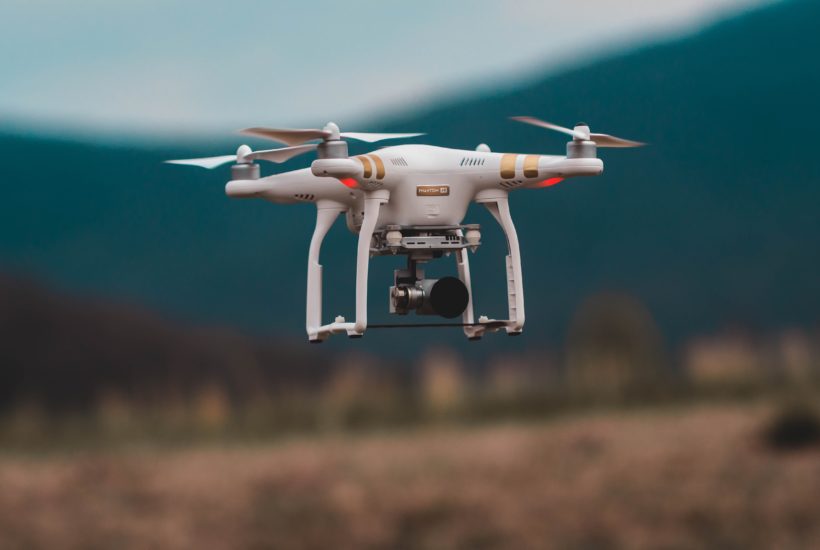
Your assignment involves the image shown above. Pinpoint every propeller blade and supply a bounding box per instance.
[340,132,425,143]
[244,143,319,163]
[511,116,645,148]
[165,155,237,169]
[240,126,425,146]
[589,133,645,148]
[510,116,588,140]
[239,127,331,146]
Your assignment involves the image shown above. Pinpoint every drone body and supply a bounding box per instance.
[168,118,643,342]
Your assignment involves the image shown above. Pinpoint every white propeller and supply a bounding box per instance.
[338,132,426,143]
[168,122,426,169]
[240,128,331,146]
[244,143,319,163]
[240,121,424,146]
[165,144,318,169]
[511,116,645,148]
[165,154,239,170]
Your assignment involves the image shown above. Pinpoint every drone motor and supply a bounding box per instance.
[566,123,597,159]
[231,163,260,180]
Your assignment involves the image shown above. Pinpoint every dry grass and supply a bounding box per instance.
[0,404,819,549]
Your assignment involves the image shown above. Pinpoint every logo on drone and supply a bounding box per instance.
[416,185,450,196]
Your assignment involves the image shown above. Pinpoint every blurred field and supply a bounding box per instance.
[1,402,818,550]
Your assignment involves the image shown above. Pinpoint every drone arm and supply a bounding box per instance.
[482,195,525,334]
[306,202,345,341]
[353,190,390,335]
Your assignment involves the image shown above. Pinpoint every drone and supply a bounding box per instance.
[167,117,643,342]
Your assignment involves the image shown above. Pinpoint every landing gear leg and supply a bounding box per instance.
[455,230,481,340]
[306,204,344,342]
[351,190,389,337]
[483,196,525,335]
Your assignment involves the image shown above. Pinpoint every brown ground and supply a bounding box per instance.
[1,404,818,550]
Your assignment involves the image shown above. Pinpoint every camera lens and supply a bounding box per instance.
[429,277,469,319]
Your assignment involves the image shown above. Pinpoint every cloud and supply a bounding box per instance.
[0,0,775,136]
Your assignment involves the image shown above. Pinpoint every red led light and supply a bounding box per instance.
[339,177,358,188]
[537,177,564,187]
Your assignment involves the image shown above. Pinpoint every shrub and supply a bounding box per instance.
[764,402,820,451]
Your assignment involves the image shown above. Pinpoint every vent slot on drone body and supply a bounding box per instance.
[390,157,408,166]
[499,180,523,189]
[293,193,316,202]
[459,157,485,167]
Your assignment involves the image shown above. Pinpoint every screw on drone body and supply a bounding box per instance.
[465,228,481,252]
[386,230,402,254]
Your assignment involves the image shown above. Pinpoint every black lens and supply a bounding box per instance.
[429,277,469,319]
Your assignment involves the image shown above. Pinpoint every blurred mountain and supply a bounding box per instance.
[0,274,334,412]
[1,0,818,355]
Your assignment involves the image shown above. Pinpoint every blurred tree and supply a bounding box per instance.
[565,293,664,400]
[194,382,231,433]
[776,329,817,383]
[419,348,467,415]
[685,331,763,387]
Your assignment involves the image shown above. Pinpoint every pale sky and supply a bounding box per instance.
[0,0,773,138]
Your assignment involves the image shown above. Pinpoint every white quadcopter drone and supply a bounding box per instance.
[167,117,643,342]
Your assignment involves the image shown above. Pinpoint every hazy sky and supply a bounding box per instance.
[0,0,772,136]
